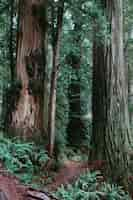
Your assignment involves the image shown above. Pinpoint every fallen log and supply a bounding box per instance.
[0,172,58,200]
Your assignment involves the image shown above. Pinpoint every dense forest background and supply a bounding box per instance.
[0,0,133,199]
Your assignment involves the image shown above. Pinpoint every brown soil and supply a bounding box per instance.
[0,160,105,199]
[0,160,132,199]
[0,172,26,200]
[47,160,105,191]
[0,170,56,200]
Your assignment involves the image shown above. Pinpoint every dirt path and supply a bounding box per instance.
[47,160,105,191]
[0,173,26,200]
[0,160,105,199]
[0,171,56,200]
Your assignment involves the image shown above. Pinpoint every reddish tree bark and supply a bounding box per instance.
[90,0,131,186]
[6,0,47,140]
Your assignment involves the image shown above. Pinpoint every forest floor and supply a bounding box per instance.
[0,172,26,200]
[47,160,105,191]
[0,160,105,200]
[0,137,132,199]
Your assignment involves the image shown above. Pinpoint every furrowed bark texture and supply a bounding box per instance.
[7,0,47,140]
[91,0,131,184]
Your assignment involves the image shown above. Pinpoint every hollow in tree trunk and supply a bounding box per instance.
[5,0,47,140]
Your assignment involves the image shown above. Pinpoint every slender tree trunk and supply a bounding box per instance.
[48,1,64,156]
[90,0,131,186]
[9,0,15,82]
[6,0,47,140]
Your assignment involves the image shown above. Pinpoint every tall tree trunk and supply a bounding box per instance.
[128,64,133,125]
[90,0,131,186]
[6,0,47,140]
[9,0,15,82]
[48,0,64,156]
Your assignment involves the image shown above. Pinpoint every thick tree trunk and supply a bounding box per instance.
[6,0,47,140]
[48,0,64,156]
[90,0,131,185]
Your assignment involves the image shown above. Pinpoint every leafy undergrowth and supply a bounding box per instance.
[0,136,132,200]
[56,171,131,200]
[0,135,89,189]
[63,147,89,162]
[0,136,50,187]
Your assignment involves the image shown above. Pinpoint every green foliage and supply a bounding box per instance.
[56,171,131,200]
[55,64,70,152]
[0,1,13,83]
[1,80,22,129]
[100,183,131,200]
[0,135,49,184]
[0,0,132,194]
[55,0,94,150]
[63,148,88,162]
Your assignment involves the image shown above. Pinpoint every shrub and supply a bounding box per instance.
[56,171,131,200]
[0,136,49,184]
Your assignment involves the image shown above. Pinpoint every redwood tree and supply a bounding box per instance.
[90,0,131,185]
[6,0,47,140]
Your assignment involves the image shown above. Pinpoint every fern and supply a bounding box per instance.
[56,171,131,200]
[100,183,130,200]
[0,136,49,184]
